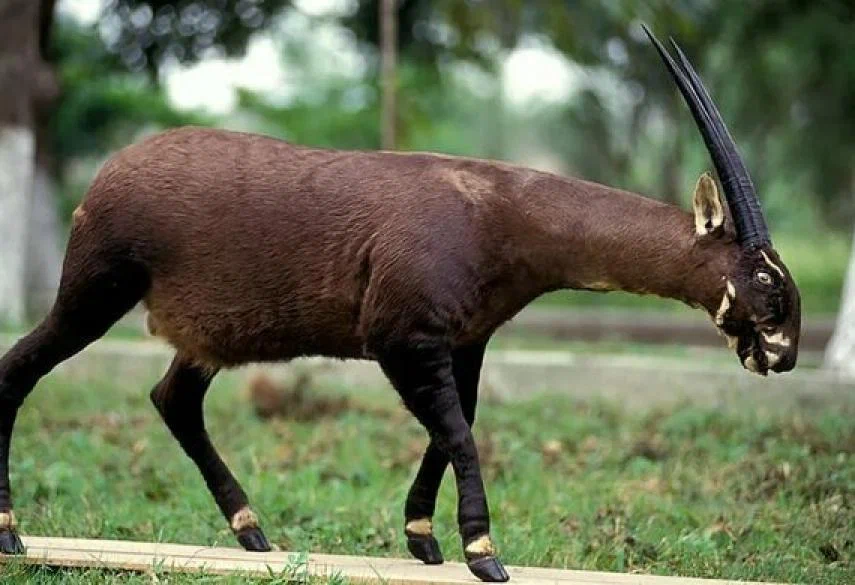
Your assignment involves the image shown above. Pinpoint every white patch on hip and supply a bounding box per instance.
[760,251,786,278]
[230,506,259,532]
[0,510,17,529]
[405,517,433,536]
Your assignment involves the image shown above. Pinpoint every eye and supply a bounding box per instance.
[756,271,773,286]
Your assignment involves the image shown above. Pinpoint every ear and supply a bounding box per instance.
[692,172,729,237]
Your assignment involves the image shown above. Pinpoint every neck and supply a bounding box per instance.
[509,174,733,313]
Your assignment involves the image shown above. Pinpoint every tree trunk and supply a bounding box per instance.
[824,227,855,377]
[26,165,63,318]
[0,0,43,326]
[0,0,60,326]
[28,0,62,319]
[0,127,34,326]
[380,0,397,150]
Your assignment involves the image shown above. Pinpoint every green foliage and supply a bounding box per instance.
[236,61,493,157]
[100,0,290,74]
[47,17,215,215]
[4,373,853,583]
[727,1,855,226]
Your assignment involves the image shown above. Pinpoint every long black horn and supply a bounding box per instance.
[641,24,770,248]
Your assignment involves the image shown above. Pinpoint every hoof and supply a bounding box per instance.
[406,533,444,565]
[236,527,271,552]
[0,530,24,555]
[467,556,510,582]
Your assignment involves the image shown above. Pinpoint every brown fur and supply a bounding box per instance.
[71,126,737,367]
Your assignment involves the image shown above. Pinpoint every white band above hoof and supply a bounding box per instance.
[230,506,259,532]
[465,534,496,557]
[405,517,433,536]
[0,510,17,530]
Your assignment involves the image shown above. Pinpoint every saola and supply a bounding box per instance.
[0,26,799,582]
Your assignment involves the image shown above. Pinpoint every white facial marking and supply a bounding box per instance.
[465,534,496,557]
[743,355,760,373]
[764,351,781,368]
[715,280,736,326]
[0,510,17,529]
[760,251,786,278]
[762,330,791,347]
[405,518,433,536]
[230,506,259,532]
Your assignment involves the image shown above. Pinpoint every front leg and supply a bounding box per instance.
[378,341,508,583]
[404,341,487,566]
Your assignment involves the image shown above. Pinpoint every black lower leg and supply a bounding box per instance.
[404,341,487,565]
[0,405,25,555]
[0,358,35,554]
[379,341,507,582]
[150,356,269,552]
[0,316,117,554]
[404,443,446,564]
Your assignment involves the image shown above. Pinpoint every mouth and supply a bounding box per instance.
[737,333,769,376]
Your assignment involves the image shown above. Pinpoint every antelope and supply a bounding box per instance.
[0,27,799,582]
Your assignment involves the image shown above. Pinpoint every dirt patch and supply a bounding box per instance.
[245,372,351,421]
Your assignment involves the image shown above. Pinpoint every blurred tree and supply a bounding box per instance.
[380,0,397,149]
[727,0,855,224]
[0,0,60,325]
[49,17,212,202]
[100,0,289,77]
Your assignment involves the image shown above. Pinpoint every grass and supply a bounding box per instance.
[1,370,852,584]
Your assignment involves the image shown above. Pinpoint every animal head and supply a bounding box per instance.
[645,26,801,375]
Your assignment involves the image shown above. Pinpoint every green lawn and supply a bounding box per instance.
[1,372,852,584]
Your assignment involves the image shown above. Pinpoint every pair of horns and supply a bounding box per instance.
[642,24,770,248]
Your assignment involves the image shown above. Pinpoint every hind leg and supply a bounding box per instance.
[0,264,147,553]
[150,355,270,551]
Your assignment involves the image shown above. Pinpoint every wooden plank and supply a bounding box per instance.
[4,536,784,585]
